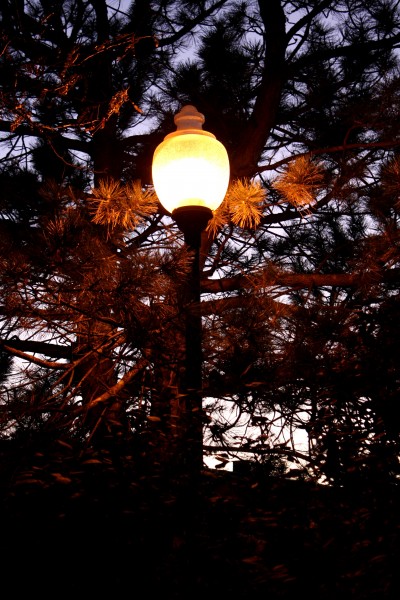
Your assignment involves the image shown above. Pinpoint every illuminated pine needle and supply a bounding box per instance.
[89,179,158,234]
[273,156,324,209]
[207,179,265,235]
[124,180,159,215]
[207,197,231,237]
[228,179,265,229]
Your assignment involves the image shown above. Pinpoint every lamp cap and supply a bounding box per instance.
[174,105,205,131]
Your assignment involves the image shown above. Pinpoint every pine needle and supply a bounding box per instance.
[206,198,231,237]
[381,156,400,196]
[272,156,324,210]
[125,180,159,215]
[88,179,158,234]
[228,179,265,229]
[207,179,265,234]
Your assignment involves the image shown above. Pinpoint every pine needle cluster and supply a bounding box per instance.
[273,156,324,209]
[381,156,400,197]
[208,178,265,235]
[88,179,158,234]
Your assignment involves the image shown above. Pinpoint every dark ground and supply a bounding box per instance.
[0,440,399,599]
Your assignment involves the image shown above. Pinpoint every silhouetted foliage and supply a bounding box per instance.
[0,2,400,595]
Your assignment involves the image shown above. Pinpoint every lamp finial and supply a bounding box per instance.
[174,105,205,131]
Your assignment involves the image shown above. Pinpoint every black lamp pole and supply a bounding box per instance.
[173,206,213,472]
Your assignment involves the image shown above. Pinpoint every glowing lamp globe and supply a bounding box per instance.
[152,105,230,242]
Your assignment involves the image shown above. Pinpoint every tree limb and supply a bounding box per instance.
[1,337,72,360]
[2,343,70,369]
[201,268,400,294]
[88,357,148,406]
[230,0,287,177]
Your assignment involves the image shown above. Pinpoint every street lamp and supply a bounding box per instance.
[152,104,230,245]
[152,105,230,470]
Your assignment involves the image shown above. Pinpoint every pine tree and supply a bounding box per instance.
[0,0,399,489]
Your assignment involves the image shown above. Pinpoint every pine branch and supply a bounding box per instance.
[207,178,265,234]
[272,156,324,210]
[88,179,158,234]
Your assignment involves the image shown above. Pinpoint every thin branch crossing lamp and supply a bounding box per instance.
[152,105,230,469]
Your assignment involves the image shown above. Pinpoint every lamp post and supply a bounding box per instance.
[152,105,230,471]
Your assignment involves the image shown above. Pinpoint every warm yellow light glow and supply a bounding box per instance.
[152,106,230,214]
